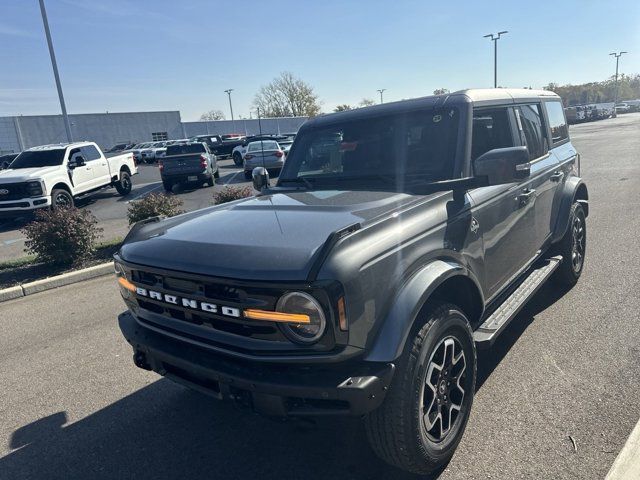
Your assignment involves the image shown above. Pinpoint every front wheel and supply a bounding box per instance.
[553,202,586,286]
[51,189,74,210]
[115,171,132,195]
[365,302,476,475]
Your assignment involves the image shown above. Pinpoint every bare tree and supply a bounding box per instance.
[433,88,450,95]
[334,104,353,112]
[200,110,226,121]
[359,98,375,107]
[253,72,322,118]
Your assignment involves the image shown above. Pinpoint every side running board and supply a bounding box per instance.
[473,255,562,348]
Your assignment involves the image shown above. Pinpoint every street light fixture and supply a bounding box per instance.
[377,89,386,104]
[483,31,508,88]
[224,89,235,132]
[609,51,628,113]
[39,0,72,142]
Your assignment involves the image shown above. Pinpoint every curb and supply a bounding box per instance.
[0,261,114,303]
[605,417,640,479]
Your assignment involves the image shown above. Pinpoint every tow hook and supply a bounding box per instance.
[133,350,152,371]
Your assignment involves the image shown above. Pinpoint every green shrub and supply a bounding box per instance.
[127,193,184,225]
[21,208,103,266]
[213,186,253,205]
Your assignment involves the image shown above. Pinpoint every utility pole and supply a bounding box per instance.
[377,89,386,104]
[610,51,628,115]
[39,0,72,142]
[224,89,235,132]
[483,31,508,88]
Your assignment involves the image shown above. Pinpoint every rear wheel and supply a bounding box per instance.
[213,169,220,179]
[162,181,173,192]
[365,302,476,475]
[51,189,74,210]
[553,202,586,286]
[233,152,243,166]
[206,176,215,187]
[115,171,132,195]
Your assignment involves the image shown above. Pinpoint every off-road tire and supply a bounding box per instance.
[365,302,476,475]
[51,189,74,210]
[115,171,132,195]
[162,181,173,192]
[553,202,586,287]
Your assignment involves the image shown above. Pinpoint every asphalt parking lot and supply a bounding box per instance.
[0,113,639,479]
[0,157,255,262]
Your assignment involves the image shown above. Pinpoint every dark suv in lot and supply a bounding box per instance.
[114,89,588,474]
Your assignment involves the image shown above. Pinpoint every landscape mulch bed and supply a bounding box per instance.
[0,243,119,289]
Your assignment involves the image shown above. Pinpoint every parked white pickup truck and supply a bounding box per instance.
[0,141,137,216]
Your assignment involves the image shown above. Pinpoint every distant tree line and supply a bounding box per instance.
[544,74,640,105]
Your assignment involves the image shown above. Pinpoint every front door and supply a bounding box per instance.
[67,148,93,193]
[467,106,539,300]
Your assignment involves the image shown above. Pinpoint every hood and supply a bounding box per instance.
[0,167,59,182]
[120,189,423,281]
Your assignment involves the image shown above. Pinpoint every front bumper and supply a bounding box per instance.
[0,196,50,216]
[119,310,394,416]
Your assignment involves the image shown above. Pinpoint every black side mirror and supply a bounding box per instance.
[474,146,530,186]
[252,167,270,191]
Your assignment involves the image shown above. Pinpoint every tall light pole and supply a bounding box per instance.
[483,31,508,88]
[377,89,386,104]
[224,89,235,132]
[39,0,72,142]
[610,51,628,112]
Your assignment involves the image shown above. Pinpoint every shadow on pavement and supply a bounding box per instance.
[1,380,431,480]
[475,280,571,391]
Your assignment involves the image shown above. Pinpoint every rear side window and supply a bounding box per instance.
[514,104,547,160]
[545,101,569,145]
[166,143,206,155]
[471,108,514,160]
[82,145,102,161]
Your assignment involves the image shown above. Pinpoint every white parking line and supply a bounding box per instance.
[225,170,244,185]
[127,184,162,203]
[605,417,640,479]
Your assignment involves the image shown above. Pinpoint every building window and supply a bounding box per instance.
[152,132,168,141]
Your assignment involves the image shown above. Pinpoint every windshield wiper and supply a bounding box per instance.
[278,176,314,189]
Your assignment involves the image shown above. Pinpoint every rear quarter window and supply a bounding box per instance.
[545,100,569,145]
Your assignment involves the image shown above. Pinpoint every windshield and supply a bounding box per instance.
[279,107,460,189]
[10,149,66,169]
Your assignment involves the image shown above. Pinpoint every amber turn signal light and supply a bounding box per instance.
[118,277,136,292]
[243,309,311,324]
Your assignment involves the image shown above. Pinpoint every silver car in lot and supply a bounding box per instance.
[243,140,285,179]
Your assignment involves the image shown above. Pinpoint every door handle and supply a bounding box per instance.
[550,171,565,182]
[518,188,536,207]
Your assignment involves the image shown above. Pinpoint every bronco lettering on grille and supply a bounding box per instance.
[135,286,240,318]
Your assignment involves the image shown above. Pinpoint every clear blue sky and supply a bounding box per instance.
[1,0,639,120]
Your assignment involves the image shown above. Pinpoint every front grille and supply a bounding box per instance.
[131,268,285,342]
[0,183,29,201]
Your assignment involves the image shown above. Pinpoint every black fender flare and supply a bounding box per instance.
[364,260,483,363]
[551,177,589,244]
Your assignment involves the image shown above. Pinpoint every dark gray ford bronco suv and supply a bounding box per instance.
[115,89,588,474]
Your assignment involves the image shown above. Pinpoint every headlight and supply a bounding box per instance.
[277,292,326,344]
[114,261,135,299]
[26,180,44,197]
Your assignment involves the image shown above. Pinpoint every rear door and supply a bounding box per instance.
[512,103,560,251]
[467,106,539,300]
[81,144,110,189]
[542,99,575,233]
